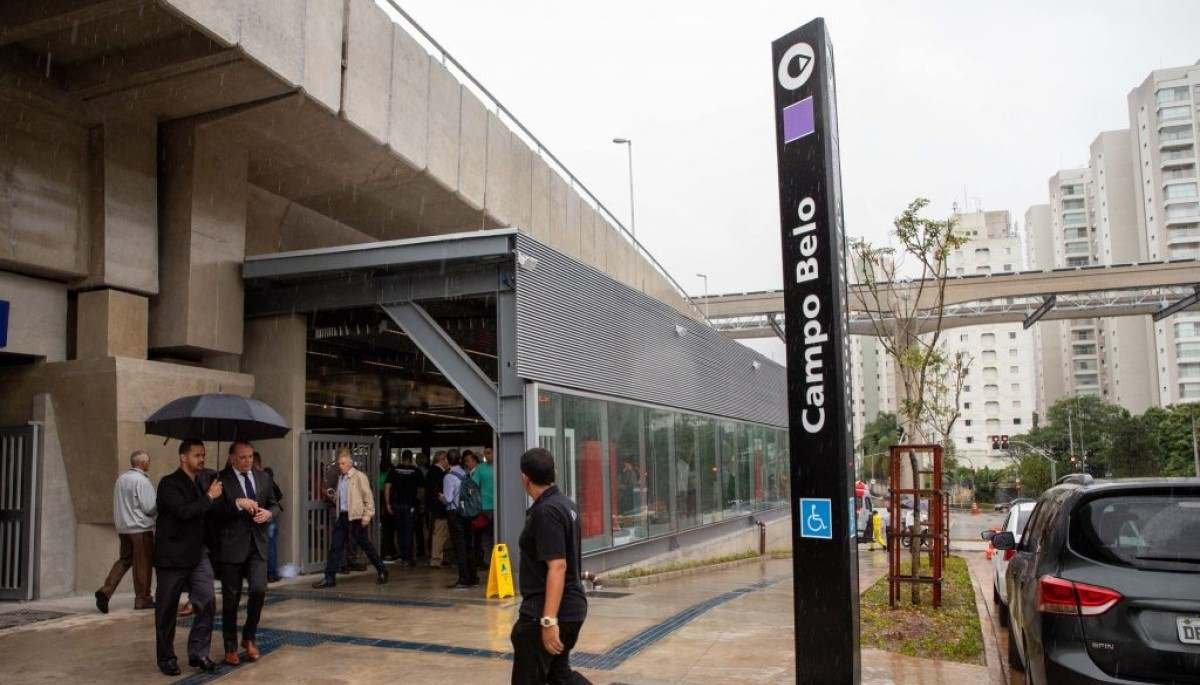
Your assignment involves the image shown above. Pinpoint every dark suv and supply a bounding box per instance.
[992,476,1200,684]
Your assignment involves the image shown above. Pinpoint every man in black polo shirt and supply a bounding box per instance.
[511,447,591,685]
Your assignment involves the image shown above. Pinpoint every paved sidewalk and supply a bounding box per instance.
[1,549,993,684]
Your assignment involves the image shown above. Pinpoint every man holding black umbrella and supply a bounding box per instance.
[153,439,224,676]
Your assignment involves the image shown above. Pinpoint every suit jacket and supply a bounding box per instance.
[213,468,280,565]
[154,468,222,569]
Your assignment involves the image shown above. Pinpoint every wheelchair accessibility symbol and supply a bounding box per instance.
[800,498,833,540]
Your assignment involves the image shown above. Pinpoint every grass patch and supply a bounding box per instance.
[768,549,793,559]
[859,555,984,665]
[604,549,762,580]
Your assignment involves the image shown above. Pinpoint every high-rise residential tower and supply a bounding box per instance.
[1128,61,1200,404]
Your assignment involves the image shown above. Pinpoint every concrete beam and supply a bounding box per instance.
[529,156,551,242]
[0,0,145,47]
[388,22,430,170]
[151,120,248,355]
[82,117,158,294]
[0,97,89,280]
[302,0,344,112]
[457,87,488,211]
[425,60,461,193]
[484,111,513,225]
[159,0,240,46]
[508,134,533,231]
[76,289,148,360]
[239,0,305,87]
[342,0,394,145]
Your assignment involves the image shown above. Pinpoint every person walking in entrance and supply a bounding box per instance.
[465,450,494,569]
[312,448,389,588]
[96,450,157,613]
[426,450,450,567]
[442,451,477,589]
[510,447,591,685]
[153,439,224,676]
[384,450,422,567]
[214,441,280,666]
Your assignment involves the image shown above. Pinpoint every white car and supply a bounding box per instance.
[986,500,1035,626]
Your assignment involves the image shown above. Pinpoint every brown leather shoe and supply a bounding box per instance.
[224,651,240,667]
[241,639,260,662]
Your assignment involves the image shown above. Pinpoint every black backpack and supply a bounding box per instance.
[453,471,483,518]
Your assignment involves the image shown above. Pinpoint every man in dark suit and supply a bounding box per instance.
[214,441,280,666]
[154,439,224,676]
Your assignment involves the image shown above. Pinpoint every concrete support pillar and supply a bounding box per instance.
[241,315,307,572]
[76,289,149,360]
[150,120,248,356]
[32,393,77,598]
[83,117,158,295]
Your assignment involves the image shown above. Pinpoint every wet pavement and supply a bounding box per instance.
[1,548,999,684]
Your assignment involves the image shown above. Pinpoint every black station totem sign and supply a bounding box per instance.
[771,18,860,684]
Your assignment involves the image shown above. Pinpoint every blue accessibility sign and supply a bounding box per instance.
[800,498,833,540]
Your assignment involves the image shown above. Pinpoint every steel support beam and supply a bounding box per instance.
[381,303,498,427]
[246,266,506,318]
[494,289,529,569]
[1153,286,1200,322]
[1023,294,1056,329]
[768,313,786,342]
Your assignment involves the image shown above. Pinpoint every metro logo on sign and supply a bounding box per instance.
[782,97,816,143]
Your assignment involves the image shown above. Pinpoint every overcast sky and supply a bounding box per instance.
[393,1,1200,359]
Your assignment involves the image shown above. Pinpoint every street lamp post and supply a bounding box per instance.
[612,138,636,239]
[696,273,709,319]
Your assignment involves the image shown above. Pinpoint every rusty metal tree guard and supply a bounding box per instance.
[888,444,946,608]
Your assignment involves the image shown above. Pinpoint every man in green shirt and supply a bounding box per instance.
[464,450,495,569]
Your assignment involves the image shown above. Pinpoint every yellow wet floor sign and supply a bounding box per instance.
[486,543,515,599]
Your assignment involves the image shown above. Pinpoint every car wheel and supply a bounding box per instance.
[996,589,1009,627]
[1007,620,1023,670]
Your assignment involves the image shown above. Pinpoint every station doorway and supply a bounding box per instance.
[302,299,497,577]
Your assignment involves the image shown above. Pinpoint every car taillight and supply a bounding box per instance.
[1037,575,1122,616]
[1002,549,1015,562]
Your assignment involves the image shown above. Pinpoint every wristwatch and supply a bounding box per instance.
[539,616,558,628]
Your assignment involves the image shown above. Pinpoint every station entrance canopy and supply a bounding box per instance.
[244,229,789,567]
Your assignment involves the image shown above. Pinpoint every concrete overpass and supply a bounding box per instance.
[697,261,1200,338]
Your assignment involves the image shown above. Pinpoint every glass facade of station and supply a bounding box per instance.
[536,387,790,553]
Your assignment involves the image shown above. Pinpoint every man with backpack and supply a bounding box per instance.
[440,450,479,589]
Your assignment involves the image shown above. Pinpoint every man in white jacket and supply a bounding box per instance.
[96,449,158,612]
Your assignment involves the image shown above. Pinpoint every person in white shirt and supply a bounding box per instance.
[96,450,158,613]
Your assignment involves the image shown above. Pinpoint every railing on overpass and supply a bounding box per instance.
[378,1,709,323]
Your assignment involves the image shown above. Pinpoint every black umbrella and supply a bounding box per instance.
[145,394,290,442]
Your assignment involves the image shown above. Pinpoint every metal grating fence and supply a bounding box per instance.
[0,425,37,600]
[299,434,380,574]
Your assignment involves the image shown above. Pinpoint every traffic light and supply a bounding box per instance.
[1000,435,1010,450]
[991,435,1000,450]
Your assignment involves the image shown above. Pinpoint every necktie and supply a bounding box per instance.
[242,472,257,501]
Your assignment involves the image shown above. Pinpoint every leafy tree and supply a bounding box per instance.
[1141,404,1200,476]
[1012,396,1129,477]
[859,412,900,480]
[1016,454,1051,494]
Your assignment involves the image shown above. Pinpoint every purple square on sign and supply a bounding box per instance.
[782,97,815,143]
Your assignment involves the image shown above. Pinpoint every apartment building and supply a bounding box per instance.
[945,210,1037,469]
[1128,61,1200,404]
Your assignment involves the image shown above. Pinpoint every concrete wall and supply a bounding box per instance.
[32,394,77,599]
[0,271,68,362]
[591,514,793,577]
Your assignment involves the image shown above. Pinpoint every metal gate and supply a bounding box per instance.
[1,425,38,600]
[299,433,381,574]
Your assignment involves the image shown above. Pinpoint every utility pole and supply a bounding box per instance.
[1067,409,1075,466]
[1192,414,1199,477]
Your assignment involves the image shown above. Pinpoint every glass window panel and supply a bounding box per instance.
[560,393,609,552]
[608,402,646,547]
[736,423,754,514]
[695,416,721,524]
[720,420,740,517]
[646,409,675,537]
[673,413,701,530]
